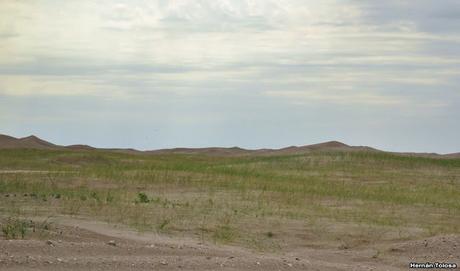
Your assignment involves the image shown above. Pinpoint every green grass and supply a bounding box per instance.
[0,148,459,250]
[1,216,54,240]
[1,217,29,239]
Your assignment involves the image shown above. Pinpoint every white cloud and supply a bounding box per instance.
[265,89,403,106]
[0,75,126,97]
[0,0,459,152]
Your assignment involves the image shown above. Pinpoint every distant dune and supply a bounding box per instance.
[0,134,58,149]
[445,152,460,158]
[150,147,252,156]
[65,144,97,151]
[0,133,458,158]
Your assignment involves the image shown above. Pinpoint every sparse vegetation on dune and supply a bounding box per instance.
[0,148,459,250]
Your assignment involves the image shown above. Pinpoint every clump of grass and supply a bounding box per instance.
[106,192,114,203]
[1,217,29,239]
[136,192,150,203]
[213,224,235,243]
[90,191,100,202]
[157,219,170,231]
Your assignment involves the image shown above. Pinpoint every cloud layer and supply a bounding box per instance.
[1,0,459,153]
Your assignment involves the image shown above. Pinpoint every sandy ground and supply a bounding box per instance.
[1,217,458,271]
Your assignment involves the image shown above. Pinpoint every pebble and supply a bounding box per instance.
[339,244,349,250]
[107,240,117,246]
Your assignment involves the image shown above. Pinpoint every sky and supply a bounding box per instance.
[1,0,459,153]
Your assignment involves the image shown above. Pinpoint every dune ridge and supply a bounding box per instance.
[0,133,458,158]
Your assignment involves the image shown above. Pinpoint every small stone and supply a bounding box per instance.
[107,240,117,246]
[286,263,293,267]
[160,260,168,265]
[256,261,261,265]
[295,257,300,261]
[339,244,349,250]
[46,240,54,246]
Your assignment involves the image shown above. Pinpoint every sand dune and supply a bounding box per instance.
[0,135,58,150]
[0,134,458,158]
[65,144,97,151]
[445,153,460,158]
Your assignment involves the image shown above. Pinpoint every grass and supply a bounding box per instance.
[1,217,28,239]
[0,148,459,250]
[136,192,150,203]
[0,216,53,240]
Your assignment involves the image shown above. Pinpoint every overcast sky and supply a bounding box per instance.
[1,0,459,153]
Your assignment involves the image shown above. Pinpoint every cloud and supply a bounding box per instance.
[352,0,460,34]
[265,89,404,106]
[0,75,126,97]
[103,0,287,32]
[0,0,459,152]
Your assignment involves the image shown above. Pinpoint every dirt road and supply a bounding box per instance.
[0,217,458,270]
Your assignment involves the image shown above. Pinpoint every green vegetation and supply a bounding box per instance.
[1,217,29,239]
[1,216,53,240]
[136,192,150,203]
[0,148,459,250]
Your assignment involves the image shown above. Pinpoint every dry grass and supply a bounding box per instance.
[0,149,459,250]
